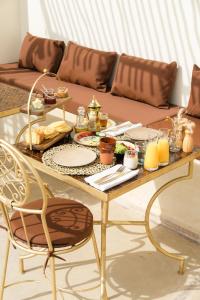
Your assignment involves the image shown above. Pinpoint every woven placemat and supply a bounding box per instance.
[42,144,115,176]
[0,82,29,114]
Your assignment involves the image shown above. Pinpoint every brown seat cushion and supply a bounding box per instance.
[19,33,65,73]
[0,63,41,90]
[111,54,177,107]
[10,197,93,248]
[186,65,200,118]
[0,63,178,125]
[57,41,117,92]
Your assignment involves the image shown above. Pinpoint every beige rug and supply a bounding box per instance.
[0,82,29,117]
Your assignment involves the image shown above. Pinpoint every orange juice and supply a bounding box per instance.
[158,138,169,166]
[144,141,159,171]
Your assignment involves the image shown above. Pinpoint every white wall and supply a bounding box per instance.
[19,0,200,107]
[0,0,22,63]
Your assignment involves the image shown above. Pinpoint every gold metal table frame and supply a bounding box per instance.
[15,144,200,300]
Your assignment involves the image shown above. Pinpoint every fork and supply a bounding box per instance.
[94,165,125,184]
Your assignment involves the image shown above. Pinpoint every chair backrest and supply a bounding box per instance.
[0,139,53,251]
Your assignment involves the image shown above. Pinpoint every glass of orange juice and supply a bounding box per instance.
[158,128,169,166]
[144,137,159,171]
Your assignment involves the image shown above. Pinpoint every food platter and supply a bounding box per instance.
[74,131,100,147]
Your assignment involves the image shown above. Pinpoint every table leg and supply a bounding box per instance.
[144,161,194,274]
[100,200,109,300]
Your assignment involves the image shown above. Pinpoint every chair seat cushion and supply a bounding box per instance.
[10,197,93,248]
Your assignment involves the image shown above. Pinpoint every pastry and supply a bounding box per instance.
[25,128,44,145]
[48,121,71,133]
[43,127,58,139]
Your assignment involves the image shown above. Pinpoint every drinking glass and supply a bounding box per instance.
[169,129,183,152]
[158,128,169,166]
[99,112,108,130]
[99,137,116,165]
[123,149,138,169]
[144,137,159,171]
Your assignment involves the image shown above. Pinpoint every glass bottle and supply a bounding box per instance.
[75,106,88,133]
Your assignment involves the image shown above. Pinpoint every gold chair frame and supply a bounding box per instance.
[0,139,100,300]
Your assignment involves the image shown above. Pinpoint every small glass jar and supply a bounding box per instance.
[43,88,56,104]
[75,106,88,133]
[123,150,138,169]
[57,87,68,98]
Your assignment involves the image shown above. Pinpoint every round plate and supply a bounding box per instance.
[74,131,100,147]
[125,127,159,141]
[52,146,97,167]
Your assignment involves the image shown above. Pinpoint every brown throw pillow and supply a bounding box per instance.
[19,33,65,73]
[111,54,177,107]
[186,64,200,118]
[57,41,117,92]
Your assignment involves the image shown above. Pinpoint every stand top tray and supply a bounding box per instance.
[20,96,71,116]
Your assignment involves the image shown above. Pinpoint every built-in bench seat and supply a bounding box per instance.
[0,63,178,126]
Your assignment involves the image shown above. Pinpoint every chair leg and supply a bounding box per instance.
[0,238,10,300]
[19,258,25,274]
[50,256,57,300]
[91,231,100,273]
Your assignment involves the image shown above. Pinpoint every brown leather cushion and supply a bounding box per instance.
[10,197,93,248]
[19,33,65,73]
[57,41,117,92]
[111,54,177,107]
[186,65,200,118]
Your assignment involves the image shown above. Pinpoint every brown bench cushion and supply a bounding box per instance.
[11,197,93,248]
[0,63,178,125]
[111,54,177,107]
[186,64,200,118]
[57,41,117,92]
[19,33,65,73]
[0,63,41,90]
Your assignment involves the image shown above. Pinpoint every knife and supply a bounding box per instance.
[97,170,132,185]
[93,166,125,184]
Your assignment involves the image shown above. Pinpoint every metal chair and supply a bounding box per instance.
[0,139,100,300]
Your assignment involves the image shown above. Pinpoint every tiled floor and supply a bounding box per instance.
[1,173,200,300]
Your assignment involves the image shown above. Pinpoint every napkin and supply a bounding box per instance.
[101,121,142,137]
[85,164,139,191]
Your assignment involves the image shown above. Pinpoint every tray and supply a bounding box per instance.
[24,129,72,151]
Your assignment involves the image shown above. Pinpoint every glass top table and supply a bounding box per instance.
[15,136,200,300]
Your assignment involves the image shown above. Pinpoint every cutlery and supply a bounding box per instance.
[94,165,125,184]
[98,169,132,185]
